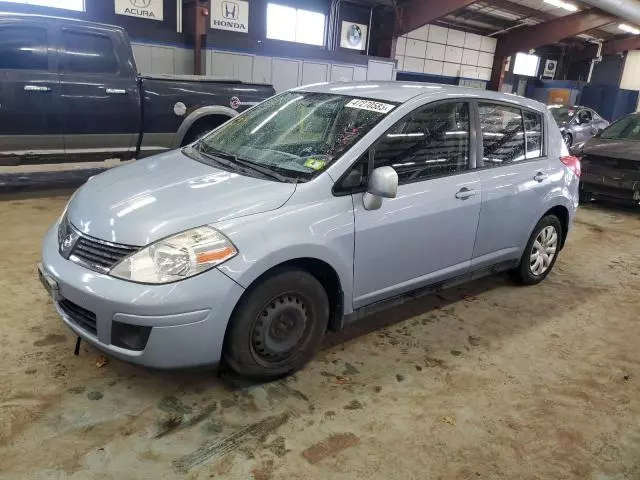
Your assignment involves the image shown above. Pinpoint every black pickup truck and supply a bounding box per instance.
[0,13,275,165]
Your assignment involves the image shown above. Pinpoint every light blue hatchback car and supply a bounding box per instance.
[39,82,580,379]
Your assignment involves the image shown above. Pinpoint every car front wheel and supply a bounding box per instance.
[512,215,562,285]
[223,268,329,380]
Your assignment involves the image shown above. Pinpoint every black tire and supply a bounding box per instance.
[511,215,563,285]
[563,133,573,148]
[223,268,329,380]
[579,190,592,203]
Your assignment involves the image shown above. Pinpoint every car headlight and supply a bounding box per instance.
[110,226,237,284]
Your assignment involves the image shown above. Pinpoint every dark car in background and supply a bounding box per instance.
[0,13,275,166]
[576,112,640,205]
[548,105,609,148]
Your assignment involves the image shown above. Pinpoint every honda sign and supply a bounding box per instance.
[211,0,249,33]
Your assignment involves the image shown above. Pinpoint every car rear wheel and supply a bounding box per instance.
[563,133,573,148]
[223,268,329,380]
[511,215,562,285]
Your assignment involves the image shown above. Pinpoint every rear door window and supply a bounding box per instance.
[479,103,525,165]
[61,30,118,74]
[0,26,49,70]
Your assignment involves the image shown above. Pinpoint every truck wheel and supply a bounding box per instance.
[181,115,230,146]
[223,268,329,380]
[511,215,562,286]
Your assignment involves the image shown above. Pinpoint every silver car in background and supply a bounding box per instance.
[39,82,580,379]
[548,104,610,148]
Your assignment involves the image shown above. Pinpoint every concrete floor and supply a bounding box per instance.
[1,193,639,480]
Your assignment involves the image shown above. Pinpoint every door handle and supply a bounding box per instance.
[105,88,127,95]
[533,172,548,182]
[24,85,51,92]
[455,187,477,200]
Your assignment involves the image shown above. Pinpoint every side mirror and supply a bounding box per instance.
[363,166,398,211]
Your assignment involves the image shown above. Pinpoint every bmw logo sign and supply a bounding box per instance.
[346,24,362,47]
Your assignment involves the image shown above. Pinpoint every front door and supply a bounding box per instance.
[352,101,481,308]
[0,20,63,164]
[472,102,561,268]
[58,25,140,161]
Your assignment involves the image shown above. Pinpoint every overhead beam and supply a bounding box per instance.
[494,8,616,56]
[396,0,479,37]
[602,35,640,55]
[488,8,617,90]
[483,0,613,39]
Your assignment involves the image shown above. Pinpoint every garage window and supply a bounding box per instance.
[266,3,326,46]
[0,0,85,11]
[0,26,48,70]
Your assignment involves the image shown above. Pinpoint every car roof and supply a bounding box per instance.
[296,81,547,111]
[0,12,125,32]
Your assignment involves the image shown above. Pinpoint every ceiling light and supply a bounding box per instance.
[619,23,640,35]
[543,0,579,12]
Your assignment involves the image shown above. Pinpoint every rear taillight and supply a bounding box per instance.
[560,155,581,177]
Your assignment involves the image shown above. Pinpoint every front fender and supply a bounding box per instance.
[213,177,356,314]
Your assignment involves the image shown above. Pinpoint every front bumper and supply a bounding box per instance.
[581,172,640,204]
[40,222,245,368]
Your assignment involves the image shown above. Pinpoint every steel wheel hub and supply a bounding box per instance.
[530,225,558,276]
[252,295,308,362]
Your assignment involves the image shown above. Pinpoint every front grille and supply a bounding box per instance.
[70,235,138,273]
[59,299,97,335]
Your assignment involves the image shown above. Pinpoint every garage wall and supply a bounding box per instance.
[131,43,193,75]
[619,51,640,111]
[395,25,496,81]
[204,50,394,92]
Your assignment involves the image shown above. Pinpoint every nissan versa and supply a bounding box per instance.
[39,82,580,379]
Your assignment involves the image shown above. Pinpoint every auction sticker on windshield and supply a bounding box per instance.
[346,99,395,114]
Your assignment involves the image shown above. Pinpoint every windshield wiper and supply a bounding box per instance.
[197,143,293,183]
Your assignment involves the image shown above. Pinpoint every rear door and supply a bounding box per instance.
[472,102,561,268]
[58,25,140,160]
[0,19,63,164]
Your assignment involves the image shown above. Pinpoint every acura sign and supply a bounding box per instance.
[115,0,164,21]
[211,0,249,34]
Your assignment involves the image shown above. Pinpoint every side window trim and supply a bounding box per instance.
[333,98,476,195]
[59,26,120,75]
[523,109,545,160]
[474,99,546,169]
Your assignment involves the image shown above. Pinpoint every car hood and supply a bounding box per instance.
[67,149,296,246]
[581,137,640,161]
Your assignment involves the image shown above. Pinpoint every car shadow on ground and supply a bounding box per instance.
[93,272,526,391]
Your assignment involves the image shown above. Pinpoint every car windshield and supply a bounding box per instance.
[548,105,576,125]
[600,115,640,140]
[192,92,397,182]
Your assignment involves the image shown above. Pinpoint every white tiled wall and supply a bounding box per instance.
[395,25,496,81]
[204,50,396,92]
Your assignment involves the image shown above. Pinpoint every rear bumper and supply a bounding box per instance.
[40,221,245,368]
[581,172,640,204]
